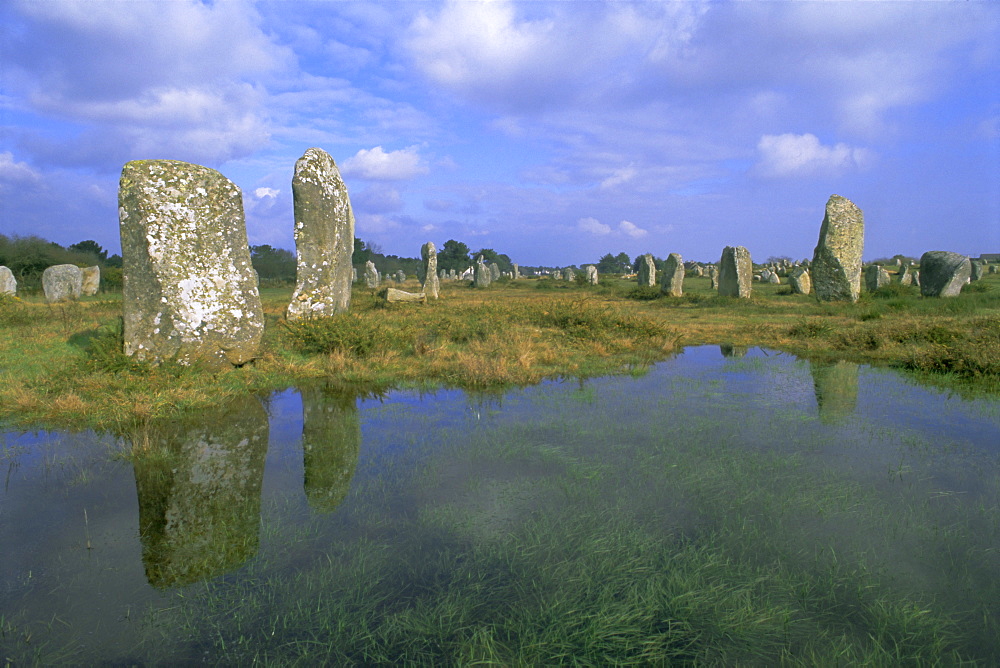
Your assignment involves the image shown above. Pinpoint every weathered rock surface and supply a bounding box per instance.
[364,261,379,288]
[660,253,684,297]
[381,287,426,304]
[898,265,914,286]
[718,246,752,298]
[709,265,719,290]
[0,266,16,295]
[81,266,100,296]
[512,264,520,280]
[118,159,263,367]
[42,264,83,302]
[421,242,440,299]
[864,264,890,292]
[564,267,575,282]
[789,267,812,295]
[475,257,491,288]
[490,263,501,281]
[585,265,599,285]
[919,251,971,297]
[637,254,656,287]
[286,148,355,321]
[970,261,984,282]
[812,194,864,302]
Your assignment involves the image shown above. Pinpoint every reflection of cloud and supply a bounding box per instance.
[578,217,611,235]
[755,133,873,178]
[342,145,427,181]
[619,220,648,238]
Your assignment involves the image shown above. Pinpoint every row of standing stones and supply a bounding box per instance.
[632,195,984,302]
[0,264,102,301]
[10,161,979,370]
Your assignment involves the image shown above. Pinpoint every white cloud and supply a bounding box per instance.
[254,187,279,199]
[600,165,637,190]
[755,133,873,178]
[0,152,41,184]
[578,217,611,235]
[619,221,648,238]
[341,146,428,181]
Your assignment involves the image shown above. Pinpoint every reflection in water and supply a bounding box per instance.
[720,343,749,358]
[810,360,860,424]
[302,388,361,513]
[131,396,269,588]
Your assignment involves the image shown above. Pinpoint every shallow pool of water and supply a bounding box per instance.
[2,346,999,663]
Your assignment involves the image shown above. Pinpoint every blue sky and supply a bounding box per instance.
[1,0,998,266]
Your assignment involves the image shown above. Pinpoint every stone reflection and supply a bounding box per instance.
[131,396,269,588]
[810,360,860,424]
[302,387,361,513]
[720,343,749,358]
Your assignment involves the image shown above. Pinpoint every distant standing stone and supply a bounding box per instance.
[864,265,890,292]
[421,242,440,299]
[381,287,426,304]
[585,265,598,285]
[512,264,520,280]
[718,246,752,298]
[637,254,656,287]
[898,265,914,286]
[789,267,811,295]
[0,266,17,295]
[364,260,379,288]
[81,266,101,296]
[564,267,575,282]
[490,263,501,281]
[767,272,781,285]
[42,264,83,302]
[709,265,719,290]
[660,253,684,297]
[395,270,406,283]
[812,194,864,302]
[919,251,971,297]
[970,261,984,282]
[286,148,355,321]
[118,159,263,367]
[552,270,562,281]
[475,257,492,288]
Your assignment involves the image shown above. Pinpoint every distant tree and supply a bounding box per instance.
[250,244,296,282]
[69,240,108,262]
[352,237,374,267]
[597,252,632,274]
[473,248,513,273]
[438,239,471,272]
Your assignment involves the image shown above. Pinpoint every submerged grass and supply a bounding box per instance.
[2,273,999,429]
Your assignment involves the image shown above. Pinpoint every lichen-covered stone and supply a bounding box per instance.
[42,264,82,302]
[490,263,501,281]
[812,194,864,302]
[475,257,491,288]
[564,267,575,282]
[898,265,914,286]
[864,264,890,292]
[709,264,719,290]
[585,265,599,285]
[81,265,100,296]
[0,266,16,295]
[301,389,360,513]
[718,246,752,298]
[118,159,263,368]
[286,148,355,321]
[789,267,812,295]
[421,242,440,299]
[512,264,520,280]
[970,261,984,282]
[637,254,656,287]
[364,260,379,288]
[919,251,971,297]
[381,287,426,303]
[660,253,684,297]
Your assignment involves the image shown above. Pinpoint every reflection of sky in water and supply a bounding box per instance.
[2,346,999,662]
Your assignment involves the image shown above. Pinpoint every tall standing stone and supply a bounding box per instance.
[718,246,752,298]
[490,263,501,282]
[564,267,575,282]
[421,242,440,299]
[970,261,984,282]
[637,254,656,287]
[919,251,971,297]
[709,265,719,290]
[42,264,83,302]
[118,159,263,367]
[811,194,864,302]
[81,265,101,296]
[286,148,355,320]
[898,265,914,286]
[364,260,379,288]
[475,256,491,288]
[789,267,812,295]
[585,265,599,285]
[660,253,684,297]
[0,266,18,295]
[512,264,520,280]
[864,264,890,292]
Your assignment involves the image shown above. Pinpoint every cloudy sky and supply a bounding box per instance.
[1,1,997,266]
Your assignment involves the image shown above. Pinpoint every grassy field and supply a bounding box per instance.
[1,271,998,430]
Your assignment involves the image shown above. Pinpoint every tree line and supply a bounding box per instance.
[0,235,123,293]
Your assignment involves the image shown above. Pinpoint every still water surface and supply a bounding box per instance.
[2,346,999,663]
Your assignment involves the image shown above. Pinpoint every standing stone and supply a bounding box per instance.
[552,270,562,281]
[490,263,501,281]
[585,265,599,285]
[421,242,440,299]
[660,253,684,297]
[898,265,914,286]
[789,267,812,295]
[990,265,999,275]
[118,159,263,367]
[81,266,101,296]
[718,246,752,298]
[693,265,705,277]
[512,264,520,280]
[564,267,576,282]
[364,261,379,288]
[474,257,492,288]
[395,269,406,284]
[352,267,358,283]
[709,265,719,290]
[767,272,781,285]
[864,264,890,292]
[637,254,656,287]
[0,266,17,295]
[286,148,355,321]
[42,264,83,302]
[919,251,971,297]
[811,194,864,302]
[970,261,984,282]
